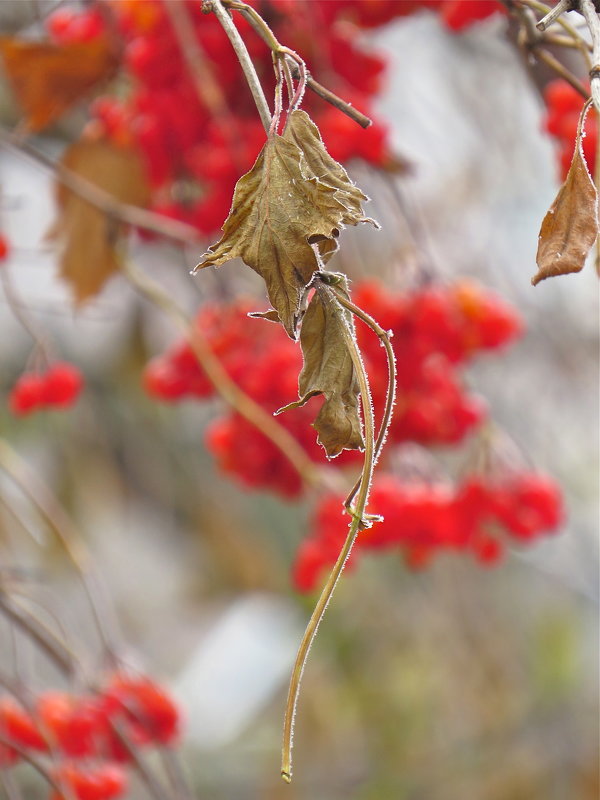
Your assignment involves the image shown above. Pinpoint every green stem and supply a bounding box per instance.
[281,282,376,783]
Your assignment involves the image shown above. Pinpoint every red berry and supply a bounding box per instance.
[101,674,180,746]
[143,358,189,402]
[37,692,102,758]
[8,373,45,416]
[42,363,83,408]
[51,762,127,800]
[0,234,9,261]
[0,697,46,751]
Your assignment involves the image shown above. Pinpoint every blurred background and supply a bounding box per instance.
[0,2,598,799]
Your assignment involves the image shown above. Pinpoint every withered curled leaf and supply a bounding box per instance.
[248,309,281,323]
[48,138,149,303]
[285,110,375,227]
[0,36,119,132]
[533,132,598,286]
[195,110,376,338]
[277,274,363,458]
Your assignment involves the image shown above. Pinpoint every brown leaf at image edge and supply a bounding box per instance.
[533,142,599,285]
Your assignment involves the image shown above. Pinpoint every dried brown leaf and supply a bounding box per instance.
[0,36,119,132]
[248,309,281,323]
[533,142,598,286]
[278,275,363,458]
[195,110,375,338]
[49,138,149,303]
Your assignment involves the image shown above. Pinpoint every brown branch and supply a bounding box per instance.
[209,0,272,131]
[0,127,201,244]
[0,594,75,676]
[223,0,372,128]
[580,0,600,111]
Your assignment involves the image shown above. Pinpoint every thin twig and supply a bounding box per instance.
[0,258,52,365]
[121,259,323,490]
[0,770,23,800]
[109,721,171,800]
[160,749,194,800]
[281,280,377,783]
[536,0,572,30]
[328,284,396,511]
[0,736,65,797]
[303,72,372,129]
[580,0,600,111]
[209,0,272,132]
[0,439,121,660]
[0,594,75,676]
[536,47,591,96]
[164,0,236,129]
[224,0,372,127]
[0,127,200,244]
[518,0,593,64]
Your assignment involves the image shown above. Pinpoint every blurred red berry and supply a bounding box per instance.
[0,697,46,751]
[42,363,83,407]
[9,373,45,416]
[51,762,127,800]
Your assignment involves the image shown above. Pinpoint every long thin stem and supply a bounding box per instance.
[328,286,396,510]
[0,594,76,676]
[536,47,590,97]
[122,259,322,489]
[0,736,65,797]
[164,0,236,128]
[210,0,272,132]
[580,0,600,112]
[0,260,52,364]
[281,281,376,783]
[0,439,120,659]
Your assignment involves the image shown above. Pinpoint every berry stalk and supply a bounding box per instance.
[281,281,377,783]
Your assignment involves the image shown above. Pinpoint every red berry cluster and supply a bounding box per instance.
[143,279,522,497]
[144,297,359,497]
[543,79,596,180]
[435,0,505,31]
[8,363,83,416]
[44,0,398,238]
[293,471,564,592]
[0,673,179,798]
[353,280,523,445]
[313,0,505,32]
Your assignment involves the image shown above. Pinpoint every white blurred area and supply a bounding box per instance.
[0,9,597,784]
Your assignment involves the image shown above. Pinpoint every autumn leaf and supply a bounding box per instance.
[48,138,149,303]
[284,110,374,227]
[277,274,363,458]
[195,109,376,339]
[248,309,281,323]
[0,36,119,132]
[533,120,598,286]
